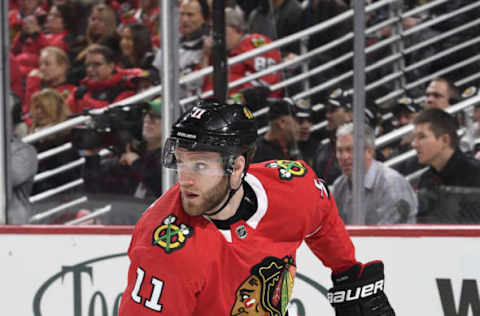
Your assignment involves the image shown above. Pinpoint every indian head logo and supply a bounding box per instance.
[266,160,307,180]
[152,214,193,254]
[231,256,296,316]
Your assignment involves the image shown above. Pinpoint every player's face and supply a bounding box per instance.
[175,148,229,216]
[411,123,449,168]
[231,275,265,316]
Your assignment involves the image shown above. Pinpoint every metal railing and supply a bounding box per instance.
[18,0,480,224]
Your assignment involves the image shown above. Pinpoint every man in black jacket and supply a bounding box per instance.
[412,108,480,223]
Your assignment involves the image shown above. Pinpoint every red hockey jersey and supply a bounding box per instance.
[202,33,284,98]
[119,160,356,316]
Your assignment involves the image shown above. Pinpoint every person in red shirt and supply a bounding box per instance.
[66,44,143,114]
[120,0,161,37]
[118,99,395,316]
[24,46,76,124]
[42,4,75,52]
[8,0,47,43]
[201,7,283,98]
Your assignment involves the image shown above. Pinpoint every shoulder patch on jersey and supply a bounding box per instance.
[265,160,308,180]
[231,256,296,316]
[251,36,266,48]
[314,177,330,199]
[152,214,193,254]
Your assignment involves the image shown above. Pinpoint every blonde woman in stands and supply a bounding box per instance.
[28,88,80,196]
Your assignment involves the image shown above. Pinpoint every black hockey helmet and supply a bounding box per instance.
[162,98,258,174]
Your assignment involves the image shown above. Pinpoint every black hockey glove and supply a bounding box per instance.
[328,261,395,316]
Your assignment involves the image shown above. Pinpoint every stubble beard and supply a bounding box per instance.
[182,176,230,216]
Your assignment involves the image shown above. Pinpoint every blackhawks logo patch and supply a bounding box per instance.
[152,214,193,254]
[251,36,266,48]
[266,160,307,180]
[231,256,296,316]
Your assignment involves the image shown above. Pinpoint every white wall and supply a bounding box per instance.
[2,226,479,316]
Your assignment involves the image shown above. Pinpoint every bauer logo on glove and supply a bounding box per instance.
[328,279,385,303]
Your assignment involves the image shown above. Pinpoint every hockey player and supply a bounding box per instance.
[119,99,395,316]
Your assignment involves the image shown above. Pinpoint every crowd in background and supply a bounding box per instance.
[7,0,480,225]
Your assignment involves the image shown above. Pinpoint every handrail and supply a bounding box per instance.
[29,178,84,203]
[376,94,480,148]
[64,204,111,225]
[403,19,480,56]
[22,115,90,144]
[402,1,480,37]
[401,0,448,18]
[21,0,480,145]
[406,53,480,90]
[404,37,480,73]
[33,158,85,182]
[16,0,480,227]
[29,196,88,223]
[37,143,72,161]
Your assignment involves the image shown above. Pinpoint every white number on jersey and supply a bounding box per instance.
[131,266,164,312]
[254,57,276,72]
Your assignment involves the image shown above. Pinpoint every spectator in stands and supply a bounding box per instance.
[332,122,418,224]
[9,0,47,43]
[83,99,164,224]
[381,96,419,160]
[153,0,210,100]
[83,3,120,54]
[11,14,46,78]
[412,108,480,223]
[70,3,120,84]
[313,88,353,185]
[133,69,160,93]
[9,94,38,225]
[66,45,143,114]
[201,7,283,98]
[424,77,459,110]
[28,89,79,196]
[252,98,299,163]
[119,23,156,72]
[28,88,71,135]
[119,0,161,38]
[43,4,75,53]
[386,96,423,177]
[247,0,303,56]
[292,98,317,167]
[25,46,76,124]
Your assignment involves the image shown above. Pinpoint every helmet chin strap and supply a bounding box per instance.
[205,174,244,217]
